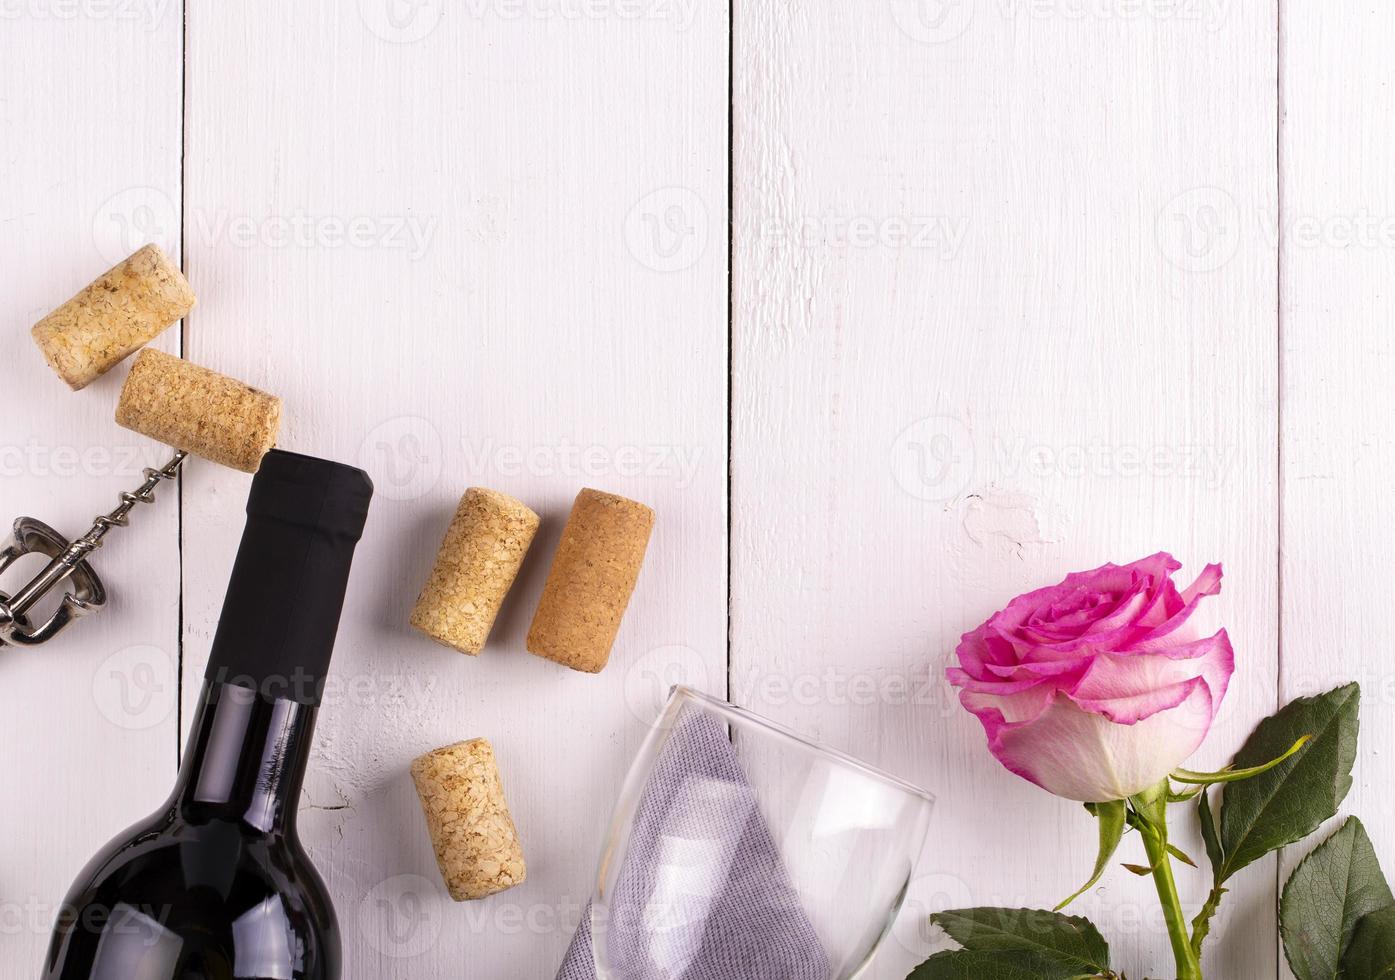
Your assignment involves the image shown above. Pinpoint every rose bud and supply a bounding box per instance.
[946,553,1234,803]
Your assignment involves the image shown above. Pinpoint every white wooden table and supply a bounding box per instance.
[1,3,1389,977]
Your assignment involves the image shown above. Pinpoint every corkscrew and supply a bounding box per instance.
[0,452,187,646]
[9,247,281,647]
[3,347,282,648]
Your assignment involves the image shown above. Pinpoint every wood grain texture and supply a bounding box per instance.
[731,3,1279,977]
[5,3,1389,978]
[0,6,183,976]
[179,0,728,976]
[1279,5,1395,977]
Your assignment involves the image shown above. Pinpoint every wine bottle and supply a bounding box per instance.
[43,449,373,980]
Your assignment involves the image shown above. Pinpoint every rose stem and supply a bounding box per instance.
[1134,783,1203,980]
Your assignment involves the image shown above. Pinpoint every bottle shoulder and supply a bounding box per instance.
[45,811,340,980]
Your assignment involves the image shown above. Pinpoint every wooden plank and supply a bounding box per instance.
[1279,5,1395,977]
[182,2,728,975]
[731,3,1279,977]
[0,4,183,974]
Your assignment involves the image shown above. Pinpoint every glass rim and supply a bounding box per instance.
[666,685,936,806]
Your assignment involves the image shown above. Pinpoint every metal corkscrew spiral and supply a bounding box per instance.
[0,450,188,647]
[70,451,188,556]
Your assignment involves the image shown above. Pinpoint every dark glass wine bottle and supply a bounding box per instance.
[44,450,373,980]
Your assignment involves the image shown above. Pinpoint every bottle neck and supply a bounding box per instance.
[173,679,318,835]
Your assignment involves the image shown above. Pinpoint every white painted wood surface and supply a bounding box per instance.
[0,5,184,972]
[0,2,1389,979]
[732,4,1279,978]
[1278,5,1395,980]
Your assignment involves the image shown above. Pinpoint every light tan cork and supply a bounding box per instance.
[410,488,540,655]
[115,348,281,473]
[32,244,195,390]
[526,488,655,674]
[410,739,527,902]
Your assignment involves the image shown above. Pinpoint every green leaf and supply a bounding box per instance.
[1198,787,1222,872]
[1339,906,1395,980]
[931,907,1111,975]
[1173,735,1312,784]
[1281,817,1394,980]
[907,949,1089,980]
[1056,801,1127,911]
[1217,684,1360,882]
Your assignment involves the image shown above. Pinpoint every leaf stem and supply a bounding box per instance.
[1189,884,1226,958]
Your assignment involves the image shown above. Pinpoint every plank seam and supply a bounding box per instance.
[175,0,188,769]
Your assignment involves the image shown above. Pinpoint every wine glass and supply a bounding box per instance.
[590,686,934,980]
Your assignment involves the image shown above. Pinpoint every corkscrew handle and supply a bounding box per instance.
[0,450,187,647]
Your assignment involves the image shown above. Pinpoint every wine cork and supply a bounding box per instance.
[526,488,655,674]
[411,739,527,902]
[32,244,195,390]
[115,348,281,473]
[410,488,540,655]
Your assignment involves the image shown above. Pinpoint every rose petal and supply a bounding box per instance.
[986,684,1215,802]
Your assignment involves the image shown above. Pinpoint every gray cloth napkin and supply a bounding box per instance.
[557,709,831,980]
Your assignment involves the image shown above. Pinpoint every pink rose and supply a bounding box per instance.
[947,553,1234,803]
